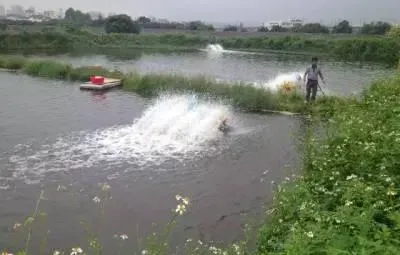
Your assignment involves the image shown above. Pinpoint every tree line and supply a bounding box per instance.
[257,20,393,35]
[0,7,396,36]
[63,8,215,33]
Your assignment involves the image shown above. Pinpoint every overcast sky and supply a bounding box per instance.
[2,0,399,26]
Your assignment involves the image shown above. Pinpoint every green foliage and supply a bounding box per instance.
[361,21,392,35]
[332,20,353,34]
[270,25,289,32]
[105,14,141,34]
[23,60,72,79]
[258,26,269,32]
[187,21,215,31]
[0,23,7,31]
[387,25,400,38]
[292,23,330,34]
[64,7,92,26]
[258,73,400,254]
[0,31,399,66]
[223,25,238,32]
[0,55,27,69]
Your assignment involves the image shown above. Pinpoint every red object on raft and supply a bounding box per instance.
[90,76,105,85]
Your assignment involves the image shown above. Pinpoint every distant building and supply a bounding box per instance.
[43,10,57,20]
[0,5,5,18]
[58,8,64,19]
[263,18,304,29]
[8,5,25,18]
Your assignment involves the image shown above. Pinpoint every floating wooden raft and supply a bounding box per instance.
[79,78,122,90]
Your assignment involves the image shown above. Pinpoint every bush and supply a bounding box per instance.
[23,60,72,79]
[258,73,400,254]
[0,55,27,69]
[387,25,400,38]
[332,20,353,34]
[105,14,140,34]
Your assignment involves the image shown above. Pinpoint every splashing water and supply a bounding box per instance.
[206,44,225,52]
[4,94,232,182]
[252,72,304,91]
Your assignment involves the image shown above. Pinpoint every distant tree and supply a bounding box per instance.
[361,21,392,35]
[258,26,269,32]
[137,16,151,24]
[332,20,353,33]
[64,8,75,22]
[270,25,288,32]
[292,23,329,33]
[187,21,215,31]
[223,25,238,32]
[105,14,140,34]
[64,7,92,26]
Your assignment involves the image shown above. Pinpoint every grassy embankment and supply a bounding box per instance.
[257,71,400,254]
[0,55,344,115]
[0,31,399,66]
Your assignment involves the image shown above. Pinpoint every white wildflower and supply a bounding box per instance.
[92,196,101,203]
[175,204,186,215]
[175,194,182,201]
[346,174,358,180]
[306,231,314,238]
[70,247,83,255]
[345,200,353,206]
[387,190,397,196]
[182,197,190,205]
[141,250,148,255]
[13,222,22,230]
[233,243,240,252]
[57,185,67,192]
[120,234,128,240]
[53,251,61,255]
[101,183,111,191]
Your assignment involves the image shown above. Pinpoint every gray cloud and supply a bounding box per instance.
[2,0,399,26]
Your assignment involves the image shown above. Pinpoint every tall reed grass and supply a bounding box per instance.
[0,55,342,115]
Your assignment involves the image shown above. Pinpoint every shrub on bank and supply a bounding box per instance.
[0,31,399,66]
[23,60,72,79]
[0,55,26,70]
[0,55,341,115]
[257,74,400,254]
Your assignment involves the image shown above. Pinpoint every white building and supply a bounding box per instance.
[0,5,5,18]
[8,5,25,17]
[263,18,304,29]
[43,10,57,20]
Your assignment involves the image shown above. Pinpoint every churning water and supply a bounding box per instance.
[3,94,233,183]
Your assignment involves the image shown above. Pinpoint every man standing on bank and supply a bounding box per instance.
[303,57,326,102]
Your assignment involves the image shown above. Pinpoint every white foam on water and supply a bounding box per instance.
[206,44,225,52]
[6,94,233,182]
[252,72,304,92]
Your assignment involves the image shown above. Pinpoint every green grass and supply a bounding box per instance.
[0,30,399,66]
[257,73,400,254]
[0,55,343,115]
